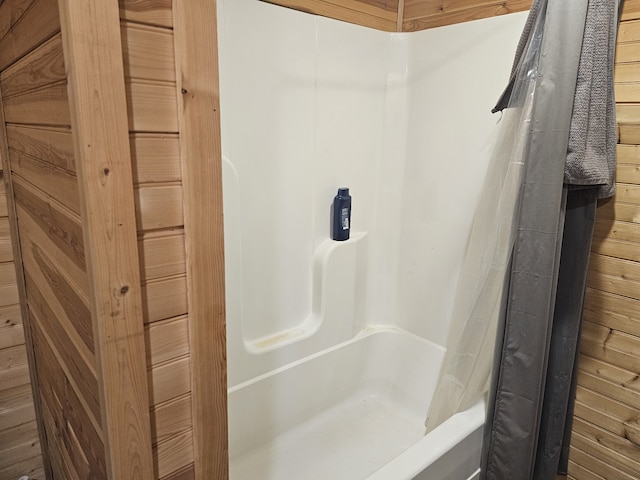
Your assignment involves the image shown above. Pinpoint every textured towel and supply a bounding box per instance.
[565,0,619,198]
[494,0,620,199]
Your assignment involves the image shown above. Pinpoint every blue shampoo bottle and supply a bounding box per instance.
[332,187,351,241]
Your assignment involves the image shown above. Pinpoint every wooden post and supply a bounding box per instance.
[57,1,154,478]
[173,0,229,478]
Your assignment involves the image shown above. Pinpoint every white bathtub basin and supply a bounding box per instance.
[228,327,484,479]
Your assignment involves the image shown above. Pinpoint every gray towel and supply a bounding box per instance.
[566,0,619,199]
[494,0,620,199]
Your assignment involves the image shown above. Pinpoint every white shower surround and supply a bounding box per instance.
[218,0,526,385]
[217,1,526,478]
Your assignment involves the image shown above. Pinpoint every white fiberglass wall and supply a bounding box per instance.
[217,0,527,387]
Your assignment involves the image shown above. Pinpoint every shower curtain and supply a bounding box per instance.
[426,0,621,478]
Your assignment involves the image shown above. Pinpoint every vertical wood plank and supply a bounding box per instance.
[172,1,228,478]
[0,84,53,479]
[56,1,154,479]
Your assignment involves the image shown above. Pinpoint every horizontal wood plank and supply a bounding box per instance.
[621,0,640,21]
[596,198,640,223]
[120,0,173,28]
[139,230,186,282]
[0,384,35,431]
[0,33,65,98]
[0,420,39,456]
[588,253,640,300]
[0,217,13,263]
[261,0,397,31]
[0,0,60,71]
[2,82,70,127]
[0,454,44,480]
[130,134,181,184]
[618,123,640,144]
[6,124,74,172]
[153,429,194,480]
[567,459,605,480]
[572,426,640,479]
[151,394,192,446]
[142,275,188,324]
[584,287,640,338]
[575,386,640,444]
[122,22,176,83]
[580,321,640,373]
[569,444,636,480]
[146,315,190,366]
[135,184,184,231]
[126,81,178,132]
[0,436,41,471]
[0,305,24,350]
[12,175,85,270]
[9,149,79,214]
[148,355,191,406]
[0,262,19,307]
[402,0,531,31]
[578,354,640,411]
[0,0,36,41]
[162,464,195,480]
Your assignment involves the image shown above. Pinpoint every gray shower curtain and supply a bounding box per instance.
[482,0,621,479]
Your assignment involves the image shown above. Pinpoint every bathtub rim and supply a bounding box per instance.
[365,397,486,480]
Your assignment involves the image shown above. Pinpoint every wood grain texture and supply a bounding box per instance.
[9,148,80,214]
[0,58,48,477]
[570,7,640,478]
[0,454,44,480]
[0,0,60,71]
[0,33,66,98]
[153,429,194,479]
[151,394,192,446]
[0,0,36,41]
[402,0,531,31]
[129,134,181,183]
[142,274,188,324]
[12,175,85,270]
[0,384,35,432]
[261,0,398,31]
[148,355,191,406]
[135,183,184,230]
[577,354,640,411]
[32,320,107,479]
[138,230,186,282]
[0,305,24,350]
[126,81,179,132]
[122,22,176,83]
[57,0,154,478]
[173,0,229,477]
[2,81,70,126]
[120,0,173,28]
[6,124,75,172]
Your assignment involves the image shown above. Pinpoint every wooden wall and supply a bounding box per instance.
[119,2,195,478]
[563,2,640,479]
[260,0,532,32]
[261,0,400,31]
[401,0,531,31]
[0,0,227,479]
[0,1,109,478]
[0,158,43,476]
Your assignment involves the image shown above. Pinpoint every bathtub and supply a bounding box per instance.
[228,327,485,480]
